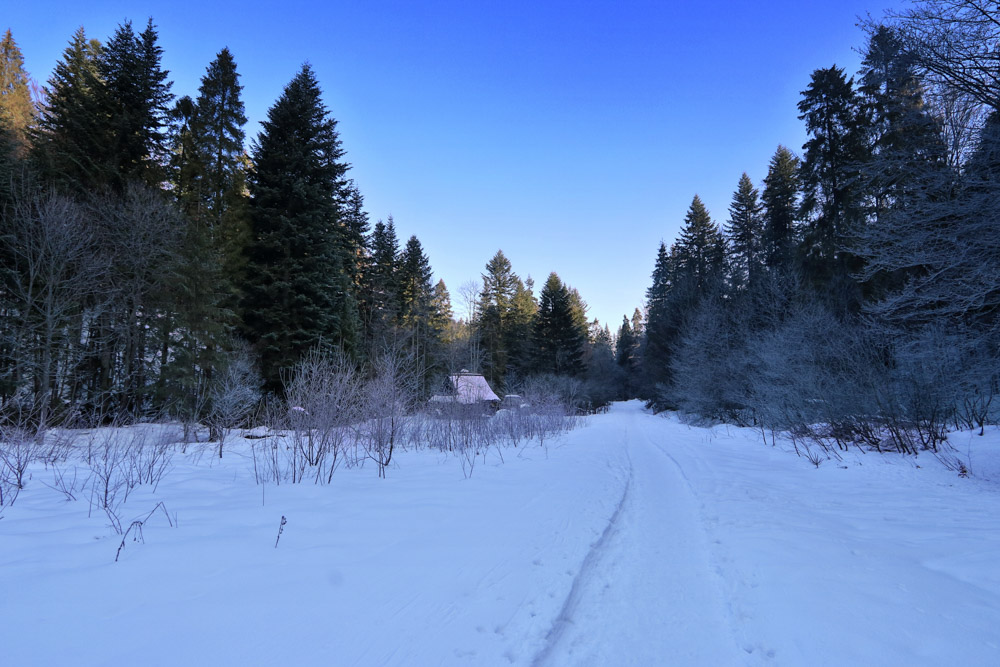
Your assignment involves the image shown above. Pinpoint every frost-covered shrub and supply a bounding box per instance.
[282,346,363,482]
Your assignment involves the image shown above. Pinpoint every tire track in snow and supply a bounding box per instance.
[531,406,743,666]
[530,439,634,667]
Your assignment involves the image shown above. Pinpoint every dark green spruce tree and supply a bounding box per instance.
[159,48,249,419]
[642,197,725,405]
[616,315,635,371]
[172,46,250,310]
[31,27,107,192]
[643,242,676,396]
[533,272,587,376]
[504,276,537,381]
[798,65,870,312]
[99,19,173,189]
[341,182,369,290]
[0,29,36,158]
[361,216,400,347]
[478,250,518,387]
[398,235,434,332]
[855,25,951,304]
[761,145,800,273]
[675,195,725,293]
[397,234,441,393]
[725,173,765,293]
[429,279,453,348]
[240,64,359,391]
[193,47,246,229]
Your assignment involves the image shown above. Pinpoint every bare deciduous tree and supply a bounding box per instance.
[888,1,1000,111]
[283,345,362,482]
[207,340,262,457]
[1,188,106,428]
[361,348,418,478]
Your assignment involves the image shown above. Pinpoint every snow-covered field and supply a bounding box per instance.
[3,401,1000,666]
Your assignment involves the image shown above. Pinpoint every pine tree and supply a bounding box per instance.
[725,173,765,292]
[184,49,251,311]
[859,25,944,203]
[398,234,434,328]
[761,145,801,272]
[675,195,725,293]
[627,307,644,389]
[798,65,870,311]
[430,279,453,343]
[643,242,677,394]
[533,273,587,376]
[642,199,725,403]
[478,249,518,386]
[630,307,644,343]
[480,250,517,314]
[99,19,173,189]
[342,181,369,286]
[0,115,18,209]
[240,64,358,390]
[397,234,440,393]
[193,47,246,227]
[169,94,203,214]
[616,315,635,369]
[362,216,400,345]
[0,29,36,156]
[505,276,537,380]
[32,28,108,192]
[855,25,951,304]
[567,287,590,346]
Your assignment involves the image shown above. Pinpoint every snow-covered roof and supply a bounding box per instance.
[450,372,500,404]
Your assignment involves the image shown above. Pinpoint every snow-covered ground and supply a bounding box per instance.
[3,401,1000,665]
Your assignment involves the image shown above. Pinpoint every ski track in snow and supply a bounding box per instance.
[532,405,743,666]
[530,447,635,667]
[3,402,1000,665]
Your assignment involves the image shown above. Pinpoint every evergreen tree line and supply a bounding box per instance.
[625,6,1000,452]
[452,249,621,408]
[0,20,616,428]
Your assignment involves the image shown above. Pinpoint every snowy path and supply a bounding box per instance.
[4,402,1000,665]
[534,404,741,665]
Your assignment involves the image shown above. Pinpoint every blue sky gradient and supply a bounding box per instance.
[6,0,901,328]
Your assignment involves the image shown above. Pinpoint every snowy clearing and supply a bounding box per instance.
[3,401,1000,665]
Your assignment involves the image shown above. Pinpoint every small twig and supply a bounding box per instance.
[274,515,287,548]
[114,502,173,562]
[115,520,144,562]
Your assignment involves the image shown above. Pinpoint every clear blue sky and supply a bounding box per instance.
[7,0,902,329]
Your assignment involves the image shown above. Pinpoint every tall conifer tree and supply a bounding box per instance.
[99,19,173,188]
[761,145,800,271]
[675,195,725,292]
[398,234,434,329]
[362,217,401,346]
[240,64,358,390]
[193,47,246,228]
[0,29,36,156]
[32,28,107,192]
[725,173,765,292]
[617,315,635,370]
[397,234,440,392]
[505,277,537,380]
[643,242,676,394]
[478,250,518,385]
[533,273,586,376]
[798,65,870,312]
